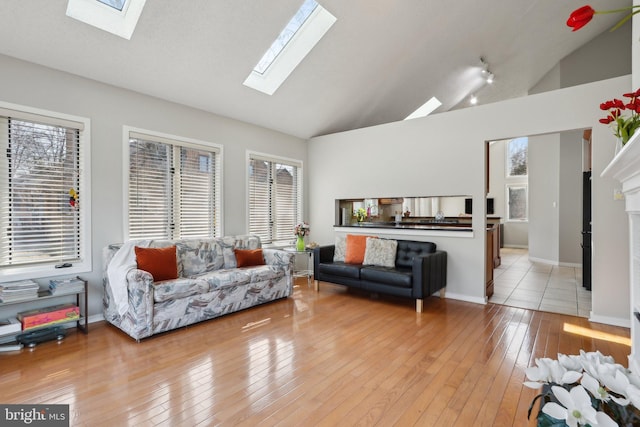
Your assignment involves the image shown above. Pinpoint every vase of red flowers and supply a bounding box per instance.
[599,89,640,148]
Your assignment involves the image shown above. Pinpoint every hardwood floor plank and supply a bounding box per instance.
[0,279,631,427]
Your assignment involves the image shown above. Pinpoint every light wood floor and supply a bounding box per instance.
[0,279,631,426]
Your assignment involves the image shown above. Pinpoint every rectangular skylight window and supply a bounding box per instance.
[96,0,126,11]
[254,0,318,75]
[66,0,146,40]
[404,97,442,120]
[244,0,336,95]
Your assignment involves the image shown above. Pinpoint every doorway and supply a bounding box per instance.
[485,130,592,317]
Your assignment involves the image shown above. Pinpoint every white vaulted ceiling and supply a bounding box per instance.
[0,0,632,138]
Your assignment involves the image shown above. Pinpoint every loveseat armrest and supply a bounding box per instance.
[411,250,447,299]
[313,245,335,280]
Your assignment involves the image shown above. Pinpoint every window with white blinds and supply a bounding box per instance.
[248,153,302,245]
[0,105,90,276]
[127,129,222,240]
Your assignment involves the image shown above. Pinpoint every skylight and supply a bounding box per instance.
[404,97,442,120]
[66,0,146,40]
[244,0,336,95]
[254,0,318,75]
[96,0,126,11]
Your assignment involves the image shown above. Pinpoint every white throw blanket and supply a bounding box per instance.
[107,240,151,316]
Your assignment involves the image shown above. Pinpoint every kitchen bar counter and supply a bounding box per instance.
[336,222,473,232]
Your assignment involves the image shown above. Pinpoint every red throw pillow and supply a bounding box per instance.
[235,249,265,268]
[135,246,178,282]
[344,234,376,264]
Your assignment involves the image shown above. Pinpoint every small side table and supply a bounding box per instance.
[284,247,313,285]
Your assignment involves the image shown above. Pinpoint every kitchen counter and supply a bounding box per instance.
[337,221,472,231]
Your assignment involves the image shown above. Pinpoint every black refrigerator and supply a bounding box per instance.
[582,171,592,290]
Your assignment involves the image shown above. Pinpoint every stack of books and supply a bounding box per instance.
[17,304,79,330]
[0,317,21,335]
[0,279,39,303]
[49,278,84,295]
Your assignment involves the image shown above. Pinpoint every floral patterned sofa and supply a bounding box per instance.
[102,235,294,341]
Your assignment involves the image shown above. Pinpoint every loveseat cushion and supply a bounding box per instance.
[395,241,437,269]
[153,277,211,303]
[319,262,362,279]
[363,237,397,268]
[360,266,413,288]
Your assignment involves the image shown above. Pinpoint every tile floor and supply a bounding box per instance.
[488,247,592,317]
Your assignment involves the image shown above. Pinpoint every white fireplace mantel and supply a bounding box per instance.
[601,130,640,364]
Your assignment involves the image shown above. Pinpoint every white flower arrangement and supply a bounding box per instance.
[524,351,640,426]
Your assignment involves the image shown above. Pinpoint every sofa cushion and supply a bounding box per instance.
[196,269,252,290]
[345,234,375,264]
[246,265,285,283]
[360,266,412,288]
[395,241,437,269]
[319,262,362,279]
[221,235,262,268]
[135,246,178,281]
[235,249,265,267]
[333,235,346,262]
[363,237,397,268]
[153,277,211,303]
[176,240,224,277]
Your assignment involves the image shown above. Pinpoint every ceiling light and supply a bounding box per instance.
[470,94,478,105]
[486,72,494,84]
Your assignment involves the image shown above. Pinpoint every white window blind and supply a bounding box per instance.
[248,153,302,245]
[127,131,221,240]
[0,115,82,268]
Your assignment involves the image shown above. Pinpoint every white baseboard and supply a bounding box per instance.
[589,312,631,328]
[503,244,528,249]
[527,256,581,268]
[88,313,104,324]
[444,292,487,305]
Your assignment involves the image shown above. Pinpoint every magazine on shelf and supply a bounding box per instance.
[0,279,39,303]
[0,318,21,335]
[49,278,84,294]
[0,279,39,291]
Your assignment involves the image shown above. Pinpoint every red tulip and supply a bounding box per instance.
[600,101,614,110]
[567,5,595,31]
[624,89,640,98]
[599,117,614,124]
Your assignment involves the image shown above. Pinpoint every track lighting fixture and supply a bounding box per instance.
[480,57,495,84]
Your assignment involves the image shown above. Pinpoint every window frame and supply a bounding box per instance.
[0,101,92,281]
[506,137,528,177]
[123,126,223,241]
[506,184,528,222]
[246,151,303,247]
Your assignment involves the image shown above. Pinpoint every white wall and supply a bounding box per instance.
[308,76,631,326]
[529,133,560,262]
[0,54,307,319]
[558,130,584,265]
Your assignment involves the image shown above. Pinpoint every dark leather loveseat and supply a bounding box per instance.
[313,239,447,312]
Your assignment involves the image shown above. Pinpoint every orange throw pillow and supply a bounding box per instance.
[135,246,178,282]
[235,249,265,268]
[344,234,376,264]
